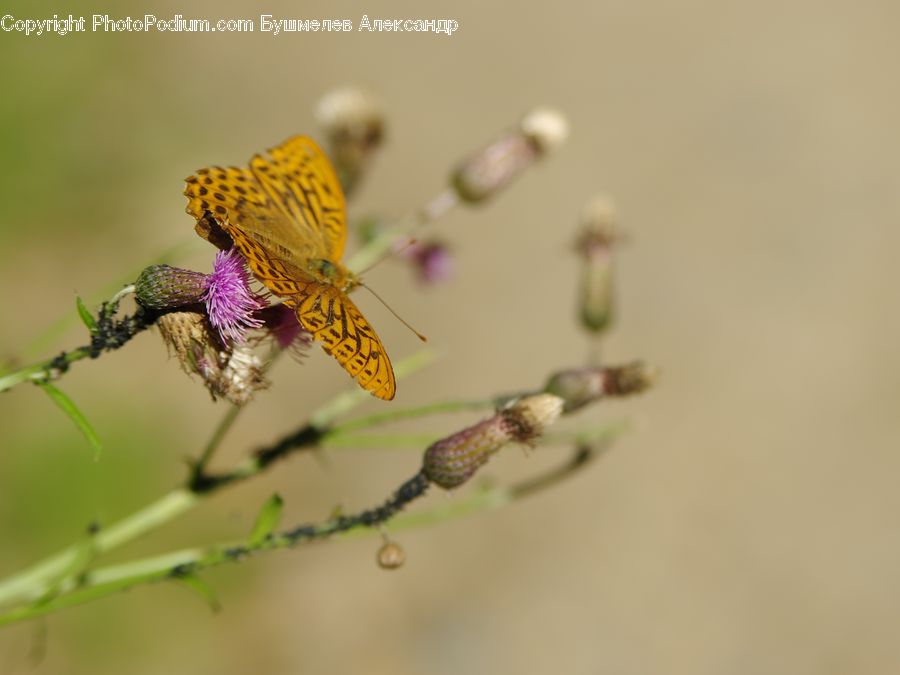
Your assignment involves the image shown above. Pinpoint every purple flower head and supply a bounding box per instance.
[202,249,267,344]
[400,239,454,285]
[261,303,313,352]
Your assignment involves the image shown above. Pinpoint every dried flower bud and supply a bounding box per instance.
[315,86,385,196]
[423,394,564,489]
[544,362,657,413]
[575,196,619,334]
[135,265,207,310]
[156,310,267,405]
[377,541,406,570]
[451,107,569,204]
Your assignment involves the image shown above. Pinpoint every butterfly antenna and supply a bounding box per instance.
[358,282,428,342]
[357,238,418,277]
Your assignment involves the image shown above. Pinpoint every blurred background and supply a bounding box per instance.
[1,0,899,673]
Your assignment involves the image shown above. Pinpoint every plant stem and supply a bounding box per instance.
[0,438,612,627]
[346,188,458,273]
[0,490,197,607]
[0,348,436,608]
[329,398,495,434]
[0,286,149,394]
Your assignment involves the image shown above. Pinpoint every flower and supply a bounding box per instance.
[451,107,569,204]
[202,249,267,344]
[315,86,385,196]
[135,250,269,345]
[544,362,658,413]
[422,394,564,489]
[155,310,268,405]
[575,196,619,333]
[259,303,313,354]
[134,265,207,310]
[399,239,454,285]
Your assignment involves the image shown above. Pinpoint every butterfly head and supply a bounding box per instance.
[309,258,358,292]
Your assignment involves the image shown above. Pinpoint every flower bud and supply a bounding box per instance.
[423,394,564,489]
[376,541,406,570]
[315,86,385,196]
[135,265,207,310]
[451,107,569,204]
[544,362,658,413]
[575,196,619,334]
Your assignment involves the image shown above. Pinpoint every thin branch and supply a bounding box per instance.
[0,288,154,393]
[0,438,609,627]
[346,188,458,273]
[0,348,436,609]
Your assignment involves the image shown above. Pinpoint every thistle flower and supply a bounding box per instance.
[544,362,657,413]
[135,250,268,345]
[399,239,454,285]
[156,310,268,405]
[135,265,207,310]
[575,196,619,334]
[315,86,385,196]
[451,107,569,204]
[259,303,313,355]
[423,394,564,490]
[202,249,267,344]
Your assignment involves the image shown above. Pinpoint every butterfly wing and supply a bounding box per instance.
[292,282,396,400]
[184,165,323,262]
[249,135,347,263]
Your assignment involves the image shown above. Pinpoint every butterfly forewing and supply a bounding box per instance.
[267,136,347,260]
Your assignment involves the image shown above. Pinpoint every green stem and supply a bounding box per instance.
[0,438,611,627]
[0,490,197,607]
[0,285,142,394]
[346,189,458,273]
[0,348,436,609]
[0,348,92,392]
[329,398,495,434]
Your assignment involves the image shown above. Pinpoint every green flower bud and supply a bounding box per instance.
[135,265,206,310]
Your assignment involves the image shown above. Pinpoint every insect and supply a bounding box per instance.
[183,135,396,400]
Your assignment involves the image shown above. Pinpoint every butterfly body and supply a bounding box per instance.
[183,135,397,400]
[306,258,356,290]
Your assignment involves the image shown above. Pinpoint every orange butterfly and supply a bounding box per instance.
[183,135,396,400]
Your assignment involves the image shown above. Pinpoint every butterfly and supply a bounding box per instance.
[183,135,396,400]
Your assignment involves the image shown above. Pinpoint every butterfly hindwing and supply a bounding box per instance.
[291,283,396,400]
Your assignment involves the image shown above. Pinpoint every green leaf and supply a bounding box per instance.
[35,381,102,460]
[75,296,96,332]
[249,494,284,546]
[174,574,221,613]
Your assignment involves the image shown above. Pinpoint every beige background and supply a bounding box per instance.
[1,0,899,673]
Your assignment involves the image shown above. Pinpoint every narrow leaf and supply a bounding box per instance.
[175,574,221,613]
[249,493,284,546]
[75,296,96,332]
[35,381,102,460]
